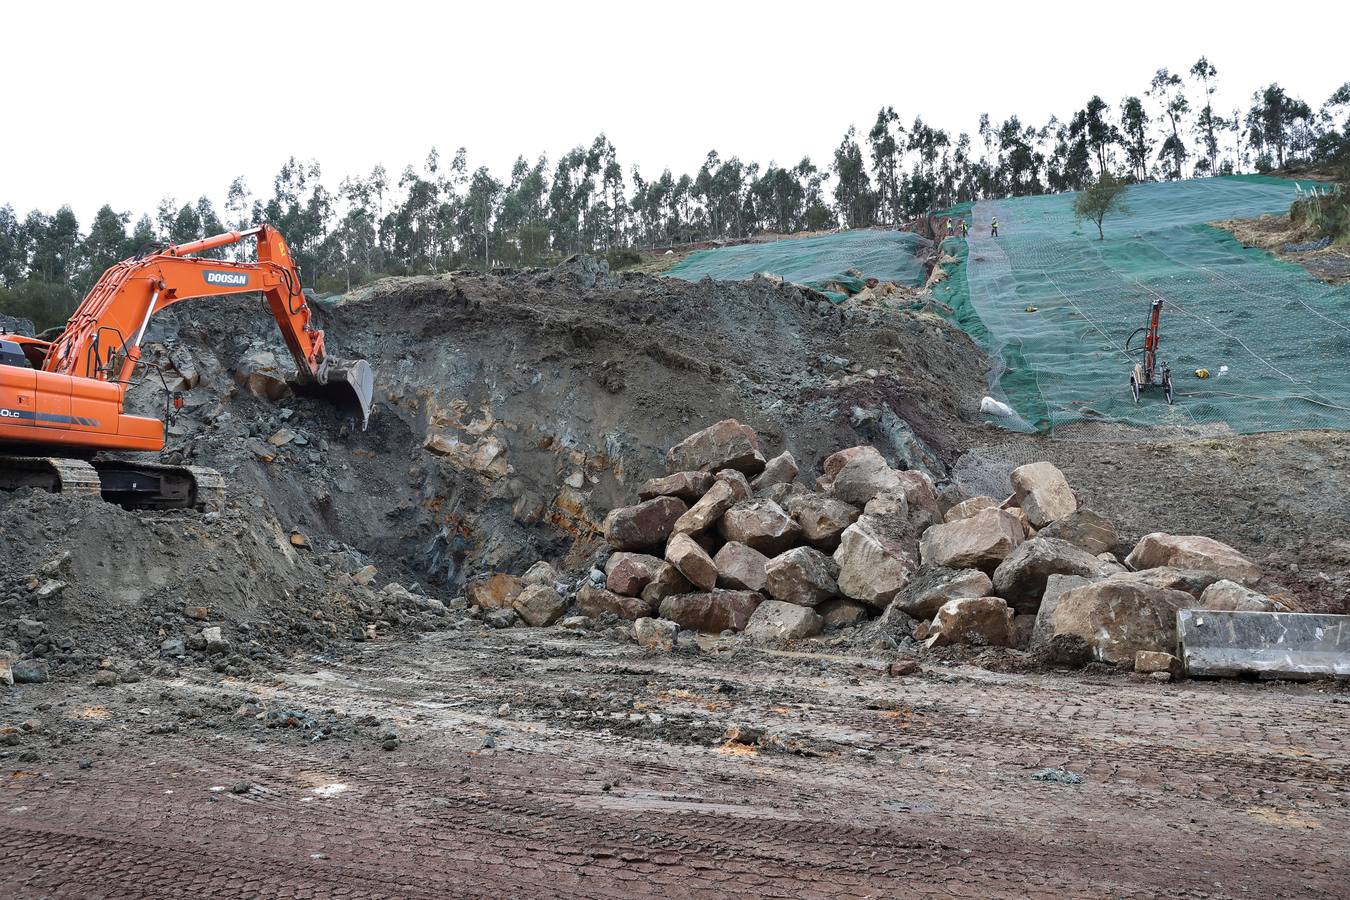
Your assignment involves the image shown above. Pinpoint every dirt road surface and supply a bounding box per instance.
[4,628,1346,898]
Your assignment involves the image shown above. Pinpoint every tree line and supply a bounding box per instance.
[3,62,1348,330]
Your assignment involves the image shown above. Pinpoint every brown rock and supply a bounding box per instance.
[576,584,653,620]
[764,547,839,607]
[926,596,1016,648]
[1036,509,1119,555]
[818,597,870,628]
[718,500,801,556]
[715,469,753,501]
[785,493,860,552]
[513,584,566,627]
[665,533,718,591]
[633,617,679,651]
[659,590,762,633]
[822,446,904,506]
[1053,580,1192,664]
[1010,461,1077,528]
[1030,574,1100,650]
[752,451,799,490]
[744,600,823,642]
[1199,580,1287,612]
[1134,650,1182,676]
[638,471,715,502]
[467,573,525,610]
[604,552,666,597]
[1108,566,1223,598]
[639,562,695,606]
[944,496,999,523]
[1124,533,1262,585]
[713,541,770,592]
[991,537,1117,613]
[672,479,738,535]
[893,566,993,620]
[666,419,766,476]
[833,516,917,608]
[603,496,688,550]
[918,507,1024,573]
[760,481,810,504]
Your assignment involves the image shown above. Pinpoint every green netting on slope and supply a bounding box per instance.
[962,175,1350,437]
[665,229,930,300]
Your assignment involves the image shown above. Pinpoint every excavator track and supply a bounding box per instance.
[0,455,224,511]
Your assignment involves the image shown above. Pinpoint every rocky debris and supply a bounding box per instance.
[764,547,839,607]
[821,446,904,506]
[818,597,870,628]
[1135,650,1182,676]
[665,419,765,476]
[752,451,799,490]
[658,590,761,633]
[576,584,652,620]
[522,561,559,586]
[1053,580,1192,665]
[893,566,994,620]
[745,600,823,642]
[11,659,49,684]
[1029,574,1098,651]
[665,533,719,591]
[93,669,120,687]
[603,496,689,551]
[672,479,740,535]
[713,542,769,592]
[919,507,1024,573]
[945,496,998,523]
[467,573,525,610]
[639,562,695,606]
[926,596,1016,648]
[784,493,859,552]
[992,537,1117,613]
[718,500,801,556]
[513,584,566,627]
[234,348,290,401]
[604,552,665,596]
[1036,509,1118,556]
[1199,580,1287,612]
[1125,533,1262,586]
[639,471,716,503]
[1010,461,1077,528]
[833,516,917,608]
[633,617,678,651]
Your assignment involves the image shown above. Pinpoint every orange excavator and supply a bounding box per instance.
[0,224,373,509]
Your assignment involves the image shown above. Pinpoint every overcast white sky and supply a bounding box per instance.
[2,0,1346,223]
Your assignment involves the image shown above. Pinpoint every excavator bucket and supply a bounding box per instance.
[290,359,375,430]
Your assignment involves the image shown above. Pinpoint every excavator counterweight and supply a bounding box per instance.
[0,224,373,509]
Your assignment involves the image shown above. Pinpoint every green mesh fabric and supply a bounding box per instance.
[957,175,1350,437]
[666,229,930,300]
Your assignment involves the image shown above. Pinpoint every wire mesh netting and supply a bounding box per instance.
[959,175,1350,437]
[665,229,930,299]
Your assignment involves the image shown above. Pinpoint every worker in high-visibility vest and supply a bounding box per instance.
[991,216,1000,238]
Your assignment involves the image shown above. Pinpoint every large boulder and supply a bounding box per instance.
[718,500,801,556]
[944,496,999,523]
[603,496,688,550]
[784,493,860,552]
[605,552,666,597]
[817,597,871,628]
[713,541,769,592]
[672,479,739,535]
[918,507,1024,573]
[926,597,1016,648]
[892,470,943,530]
[764,547,839,607]
[1036,509,1118,555]
[833,516,917,608]
[639,562,694,606]
[752,451,799,490]
[991,537,1117,613]
[633,617,679,651]
[639,471,715,503]
[1199,580,1287,612]
[659,590,762,633]
[893,566,993,620]
[467,573,525,610]
[821,446,904,506]
[513,584,566,627]
[665,533,718,591]
[1124,533,1262,585]
[760,481,810,504]
[666,419,765,476]
[1009,461,1077,528]
[1029,574,1098,650]
[744,600,823,642]
[1107,566,1223,599]
[1052,580,1192,664]
[576,584,653,620]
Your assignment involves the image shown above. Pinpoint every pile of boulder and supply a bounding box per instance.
[466,419,1293,674]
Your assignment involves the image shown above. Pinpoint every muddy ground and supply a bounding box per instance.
[1216,214,1350,284]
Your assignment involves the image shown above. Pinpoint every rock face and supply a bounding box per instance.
[659,590,762,633]
[513,584,566,627]
[919,508,1024,573]
[672,479,739,535]
[1199,580,1285,612]
[1010,461,1077,528]
[468,574,525,610]
[633,617,678,651]
[603,496,688,550]
[718,500,801,556]
[1030,574,1097,650]
[744,600,823,642]
[1036,509,1118,555]
[945,496,998,523]
[1053,579,1192,664]
[1125,533,1262,585]
[665,533,719,591]
[605,552,665,596]
[764,547,839,607]
[833,516,917,608]
[822,446,903,506]
[666,419,766,476]
[639,471,715,503]
[894,566,993,620]
[713,542,770,592]
[576,584,653,620]
[991,537,1116,613]
[927,597,1016,648]
[752,451,799,490]
[785,493,859,552]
